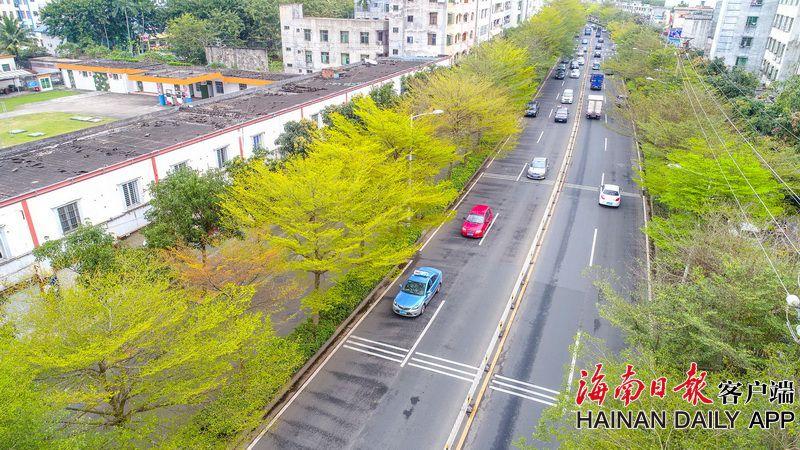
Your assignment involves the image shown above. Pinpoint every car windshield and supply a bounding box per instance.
[603,188,619,196]
[402,280,426,296]
[466,213,485,224]
[531,160,546,169]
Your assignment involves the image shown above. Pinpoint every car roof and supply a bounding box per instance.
[563,89,573,93]
[557,106,569,111]
[532,157,547,163]
[409,267,440,282]
[469,204,490,214]
[603,184,620,190]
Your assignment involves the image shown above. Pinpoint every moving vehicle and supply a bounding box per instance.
[586,94,603,119]
[570,68,580,78]
[590,73,604,90]
[578,58,585,66]
[570,60,580,70]
[554,106,569,123]
[595,43,602,50]
[558,63,567,72]
[554,69,566,80]
[526,157,549,180]
[594,51,602,58]
[598,184,621,208]
[461,204,494,238]
[524,100,539,117]
[584,27,591,36]
[598,37,605,43]
[592,62,601,70]
[393,267,443,317]
[581,38,589,44]
[561,89,574,103]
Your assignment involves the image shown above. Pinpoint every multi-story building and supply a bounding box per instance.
[670,6,715,49]
[709,0,779,74]
[280,0,542,73]
[760,0,800,82]
[0,0,61,53]
[614,1,654,17]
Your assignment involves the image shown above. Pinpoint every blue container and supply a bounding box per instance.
[158,94,166,106]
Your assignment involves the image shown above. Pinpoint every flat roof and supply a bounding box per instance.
[0,59,437,204]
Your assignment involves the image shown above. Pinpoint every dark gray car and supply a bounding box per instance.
[554,106,569,123]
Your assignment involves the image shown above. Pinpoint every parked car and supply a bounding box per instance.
[554,106,569,123]
[392,267,443,317]
[524,100,539,117]
[461,204,494,238]
[526,157,549,180]
[592,62,601,70]
[570,68,580,78]
[598,184,621,208]
[561,89,574,104]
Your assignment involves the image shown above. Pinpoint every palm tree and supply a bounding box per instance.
[0,17,34,57]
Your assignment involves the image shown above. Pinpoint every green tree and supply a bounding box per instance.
[459,38,537,108]
[165,13,216,63]
[208,9,245,46]
[0,17,34,56]
[143,167,230,262]
[15,250,261,440]
[32,224,116,280]
[274,118,319,158]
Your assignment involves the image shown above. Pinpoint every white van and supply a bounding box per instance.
[561,89,574,104]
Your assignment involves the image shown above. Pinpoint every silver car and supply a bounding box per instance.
[526,157,549,180]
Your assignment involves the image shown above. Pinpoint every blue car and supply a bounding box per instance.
[393,267,443,317]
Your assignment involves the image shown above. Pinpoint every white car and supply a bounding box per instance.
[578,58,585,66]
[570,68,580,78]
[599,184,621,207]
[561,89,574,104]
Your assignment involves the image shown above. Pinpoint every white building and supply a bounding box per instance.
[0,0,61,54]
[671,6,715,50]
[710,0,780,73]
[0,58,450,290]
[760,0,800,83]
[614,1,654,17]
[280,0,542,73]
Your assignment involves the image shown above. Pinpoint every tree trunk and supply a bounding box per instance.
[124,9,132,53]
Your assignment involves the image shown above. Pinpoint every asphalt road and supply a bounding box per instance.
[251,31,644,450]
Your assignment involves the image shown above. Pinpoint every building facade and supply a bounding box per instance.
[761,0,800,82]
[0,0,61,53]
[280,0,542,73]
[709,0,779,73]
[671,6,715,50]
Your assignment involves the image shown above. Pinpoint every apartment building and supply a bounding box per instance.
[709,0,779,74]
[280,0,542,73]
[0,0,61,53]
[614,1,654,17]
[761,0,800,82]
[670,6,715,49]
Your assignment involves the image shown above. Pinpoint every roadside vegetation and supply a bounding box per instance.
[0,2,585,447]
[533,17,800,449]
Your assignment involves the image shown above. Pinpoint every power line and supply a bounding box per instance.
[680,55,800,257]
[678,56,790,295]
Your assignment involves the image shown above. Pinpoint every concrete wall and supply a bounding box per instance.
[0,58,450,290]
[710,0,779,74]
[205,46,271,72]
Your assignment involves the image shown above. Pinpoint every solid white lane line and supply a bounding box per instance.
[408,362,474,383]
[410,357,478,377]
[555,91,559,99]
[604,137,607,152]
[494,375,561,394]
[342,345,404,363]
[487,157,495,168]
[548,108,553,118]
[605,114,608,124]
[344,341,407,358]
[489,386,556,406]
[589,228,598,267]
[561,80,565,86]
[601,172,605,186]
[478,213,500,247]
[349,335,410,352]
[491,380,558,401]
[519,179,555,186]
[515,164,527,182]
[537,130,544,143]
[415,352,480,371]
[401,301,445,367]
[567,331,582,393]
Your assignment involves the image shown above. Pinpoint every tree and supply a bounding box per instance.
[458,38,537,108]
[16,250,261,439]
[0,17,34,56]
[32,224,116,280]
[274,119,319,158]
[208,9,245,46]
[143,167,230,263]
[165,13,216,63]
[41,0,156,48]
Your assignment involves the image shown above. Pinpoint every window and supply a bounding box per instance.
[448,13,453,24]
[286,47,291,51]
[239,83,247,90]
[214,81,224,94]
[0,228,9,261]
[735,56,748,67]
[341,53,350,65]
[740,37,753,47]
[81,71,88,77]
[305,50,313,64]
[360,32,369,44]
[321,51,330,63]
[407,15,414,22]
[392,27,399,33]
[429,12,438,25]
[171,161,188,173]
[320,29,329,42]
[341,30,349,43]
[284,25,289,30]
[216,146,228,168]
[303,28,311,41]
[252,133,264,149]
[121,179,140,208]
[360,54,369,61]
[56,202,81,234]
[136,81,143,91]
[407,36,413,44]
[746,16,758,27]
[0,64,8,72]
[393,4,399,10]
[392,49,399,55]
[40,77,52,89]
[447,34,453,45]
[311,113,320,124]
[111,73,119,80]
[428,33,437,45]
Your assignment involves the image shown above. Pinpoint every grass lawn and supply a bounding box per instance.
[0,89,79,112]
[0,112,111,148]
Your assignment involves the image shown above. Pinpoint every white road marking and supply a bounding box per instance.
[478,213,500,246]
[548,108,553,118]
[488,386,556,406]
[349,335,410,352]
[561,80,565,86]
[601,172,605,185]
[605,114,608,124]
[482,172,518,181]
[342,345,404,363]
[410,357,478,377]
[344,340,407,358]
[567,331,582,393]
[537,130,544,143]
[401,301,445,367]
[415,352,480,371]
[494,374,561,394]
[515,164,527,182]
[604,137,607,152]
[491,380,558,401]
[555,91,559,99]
[589,228,598,267]
[487,157,495,168]
[408,362,474,383]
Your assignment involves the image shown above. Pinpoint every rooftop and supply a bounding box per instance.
[0,59,436,204]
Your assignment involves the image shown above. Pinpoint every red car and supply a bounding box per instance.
[461,205,494,238]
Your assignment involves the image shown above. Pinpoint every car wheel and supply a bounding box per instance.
[419,303,426,316]
[436,284,441,295]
